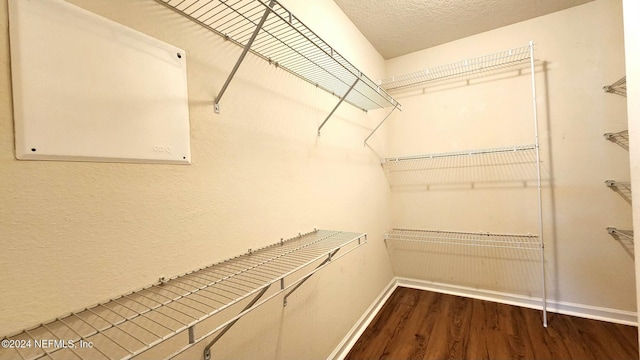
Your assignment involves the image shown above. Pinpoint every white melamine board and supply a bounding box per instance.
[9,0,191,164]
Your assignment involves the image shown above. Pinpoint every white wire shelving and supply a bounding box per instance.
[605,180,632,203]
[379,42,547,327]
[603,76,627,97]
[154,0,401,137]
[0,229,367,360]
[385,228,546,324]
[380,44,533,91]
[604,130,629,150]
[381,144,539,188]
[385,228,542,251]
[606,227,634,258]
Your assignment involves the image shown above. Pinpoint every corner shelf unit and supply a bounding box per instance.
[603,76,627,97]
[0,229,367,360]
[379,42,547,327]
[155,0,401,138]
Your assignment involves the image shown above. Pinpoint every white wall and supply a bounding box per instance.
[624,0,640,342]
[0,0,395,358]
[384,0,635,314]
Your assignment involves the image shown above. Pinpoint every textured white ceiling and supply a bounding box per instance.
[333,0,594,59]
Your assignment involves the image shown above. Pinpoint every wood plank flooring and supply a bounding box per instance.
[345,287,638,360]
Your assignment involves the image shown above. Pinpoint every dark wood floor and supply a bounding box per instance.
[345,287,638,360]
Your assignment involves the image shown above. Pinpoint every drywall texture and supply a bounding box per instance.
[0,0,395,357]
[384,0,635,314]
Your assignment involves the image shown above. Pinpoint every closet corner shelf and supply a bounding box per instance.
[155,0,401,136]
[1,229,366,360]
[380,42,534,91]
[603,76,627,97]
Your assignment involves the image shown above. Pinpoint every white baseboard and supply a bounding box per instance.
[328,278,398,360]
[329,277,637,360]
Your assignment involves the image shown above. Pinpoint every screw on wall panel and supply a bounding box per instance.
[31,148,36,152]
[177,52,182,59]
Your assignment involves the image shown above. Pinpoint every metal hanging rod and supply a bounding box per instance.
[603,76,627,97]
[1,229,367,360]
[155,0,400,116]
[604,130,629,150]
[382,144,536,164]
[380,44,533,91]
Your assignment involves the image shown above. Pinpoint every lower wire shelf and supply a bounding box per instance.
[384,228,547,326]
[1,229,367,360]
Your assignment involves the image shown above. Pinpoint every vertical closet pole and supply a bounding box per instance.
[214,1,275,114]
[530,40,547,328]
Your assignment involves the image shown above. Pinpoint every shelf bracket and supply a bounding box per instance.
[364,103,400,146]
[214,1,275,114]
[318,78,359,135]
[283,248,340,306]
[203,284,271,360]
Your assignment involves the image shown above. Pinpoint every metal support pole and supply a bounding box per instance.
[203,285,271,360]
[529,40,547,328]
[318,78,359,135]
[214,1,275,114]
[364,103,400,146]
[283,249,340,306]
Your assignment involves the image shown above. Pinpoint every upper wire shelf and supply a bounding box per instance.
[1,229,367,360]
[156,0,400,112]
[385,228,541,250]
[380,44,533,91]
[603,76,627,97]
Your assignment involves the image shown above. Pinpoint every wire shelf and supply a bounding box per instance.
[1,229,367,360]
[381,144,539,188]
[380,44,533,91]
[607,227,634,258]
[155,0,399,112]
[605,180,632,203]
[604,130,629,150]
[603,76,627,97]
[385,228,542,251]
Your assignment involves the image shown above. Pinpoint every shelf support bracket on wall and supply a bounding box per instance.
[364,103,400,146]
[283,249,340,306]
[203,285,271,360]
[214,1,275,114]
[318,78,360,136]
